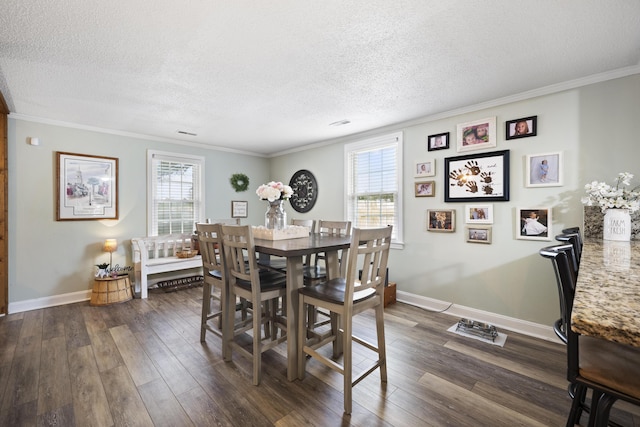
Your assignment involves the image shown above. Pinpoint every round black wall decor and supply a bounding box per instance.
[289,169,318,213]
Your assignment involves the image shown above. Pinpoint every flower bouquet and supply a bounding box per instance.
[256,181,293,202]
[581,172,640,213]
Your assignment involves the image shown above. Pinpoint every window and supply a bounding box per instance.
[147,151,204,236]
[345,132,403,247]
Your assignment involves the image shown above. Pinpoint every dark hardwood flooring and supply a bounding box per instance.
[1,286,638,426]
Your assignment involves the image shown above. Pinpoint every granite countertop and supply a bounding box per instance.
[572,239,640,347]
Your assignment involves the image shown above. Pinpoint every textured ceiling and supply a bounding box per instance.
[1,1,640,155]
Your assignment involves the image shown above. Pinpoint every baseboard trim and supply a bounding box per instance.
[396,290,561,344]
[8,290,92,314]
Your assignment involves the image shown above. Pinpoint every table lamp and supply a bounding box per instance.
[103,238,117,267]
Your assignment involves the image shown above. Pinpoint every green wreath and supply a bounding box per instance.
[229,173,250,192]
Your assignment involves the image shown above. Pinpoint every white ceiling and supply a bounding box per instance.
[1,1,640,156]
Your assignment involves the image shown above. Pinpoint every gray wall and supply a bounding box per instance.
[7,74,640,327]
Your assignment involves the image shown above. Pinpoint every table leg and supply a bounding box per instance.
[286,255,303,381]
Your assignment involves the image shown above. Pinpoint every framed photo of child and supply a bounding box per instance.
[506,116,537,140]
[415,181,435,197]
[525,152,563,187]
[427,132,449,151]
[415,160,435,177]
[455,117,496,153]
[466,226,492,244]
[465,204,493,224]
[516,207,552,241]
[427,209,455,232]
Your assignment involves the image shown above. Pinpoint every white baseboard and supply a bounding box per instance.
[8,290,92,314]
[396,290,562,344]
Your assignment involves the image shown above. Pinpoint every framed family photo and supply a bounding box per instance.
[444,150,510,202]
[466,226,492,244]
[517,207,552,241]
[456,116,497,152]
[506,116,537,140]
[415,160,435,177]
[231,200,248,218]
[56,151,118,221]
[415,181,435,197]
[465,204,494,224]
[427,209,455,232]
[427,132,449,151]
[525,151,563,187]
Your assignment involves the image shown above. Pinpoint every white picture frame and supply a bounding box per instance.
[456,116,497,153]
[415,160,435,177]
[525,151,563,187]
[517,207,552,241]
[465,204,494,224]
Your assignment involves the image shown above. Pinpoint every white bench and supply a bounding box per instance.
[131,234,202,299]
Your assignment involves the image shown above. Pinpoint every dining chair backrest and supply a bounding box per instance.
[220,225,259,296]
[207,218,241,225]
[540,244,577,344]
[318,220,352,236]
[556,228,583,272]
[196,223,225,276]
[343,226,393,303]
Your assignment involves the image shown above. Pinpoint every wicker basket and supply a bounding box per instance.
[176,249,198,258]
[91,276,133,306]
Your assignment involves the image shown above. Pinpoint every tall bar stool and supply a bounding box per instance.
[297,226,392,414]
[221,224,288,385]
[540,245,640,426]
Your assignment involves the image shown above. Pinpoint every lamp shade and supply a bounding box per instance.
[103,239,118,253]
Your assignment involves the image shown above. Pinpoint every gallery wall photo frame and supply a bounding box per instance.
[427,209,455,232]
[517,207,552,241]
[56,151,118,221]
[444,150,510,202]
[427,132,449,151]
[456,116,497,152]
[231,200,248,218]
[525,151,563,187]
[415,159,435,177]
[464,204,494,224]
[466,225,492,244]
[506,115,537,140]
[415,181,435,197]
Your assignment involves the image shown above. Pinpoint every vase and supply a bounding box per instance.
[265,199,287,230]
[603,208,631,241]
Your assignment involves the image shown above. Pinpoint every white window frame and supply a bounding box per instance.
[344,131,404,249]
[147,150,205,236]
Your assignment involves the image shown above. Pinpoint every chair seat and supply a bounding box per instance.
[299,278,376,304]
[580,335,640,399]
[235,270,287,291]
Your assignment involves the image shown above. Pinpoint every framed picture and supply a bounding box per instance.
[427,209,455,232]
[444,150,510,202]
[415,181,435,197]
[427,132,449,151]
[415,160,435,177]
[456,117,497,152]
[231,200,248,218]
[56,151,118,221]
[466,226,492,244]
[526,151,563,187]
[465,204,494,224]
[506,116,537,140]
[517,207,552,241]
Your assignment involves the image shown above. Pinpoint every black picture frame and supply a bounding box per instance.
[427,132,449,151]
[505,116,537,140]
[444,150,510,202]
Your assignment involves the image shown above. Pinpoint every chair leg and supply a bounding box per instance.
[343,313,353,415]
[201,283,211,342]
[374,302,387,382]
[588,390,603,427]
[593,394,616,427]
[252,299,263,386]
[567,384,588,427]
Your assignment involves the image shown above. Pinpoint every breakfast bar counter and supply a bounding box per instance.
[572,239,640,347]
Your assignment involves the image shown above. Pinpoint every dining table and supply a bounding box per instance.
[254,232,352,381]
[571,238,640,347]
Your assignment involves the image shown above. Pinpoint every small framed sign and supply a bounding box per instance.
[231,200,248,218]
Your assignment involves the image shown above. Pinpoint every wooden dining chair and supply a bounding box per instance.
[540,245,640,426]
[221,224,288,385]
[297,225,392,414]
[195,223,226,343]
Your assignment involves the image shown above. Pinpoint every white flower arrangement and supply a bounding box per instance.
[256,181,293,202]
[582,172,640,213]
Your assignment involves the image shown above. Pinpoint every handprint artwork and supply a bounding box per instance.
[445,151,509,201]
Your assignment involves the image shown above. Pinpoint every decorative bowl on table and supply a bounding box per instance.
[175,249,199,258]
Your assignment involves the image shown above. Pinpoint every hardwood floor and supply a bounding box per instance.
[1,286,638,426]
